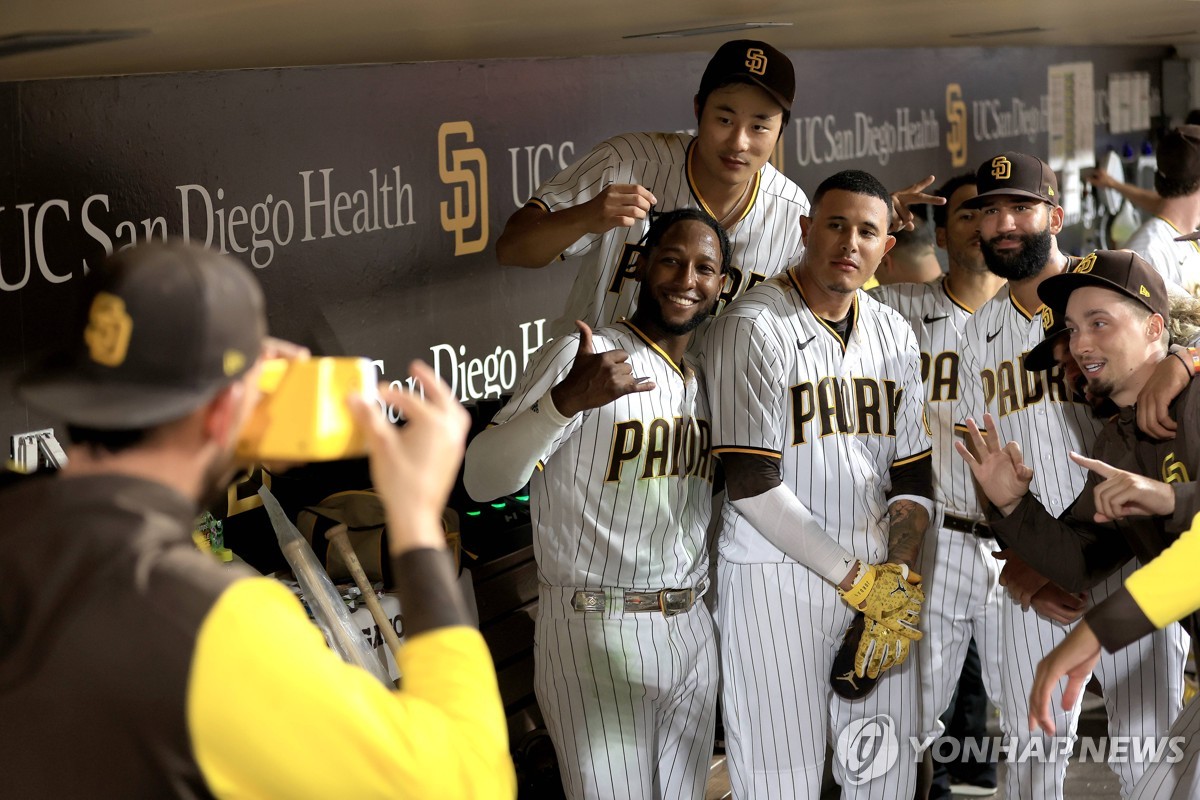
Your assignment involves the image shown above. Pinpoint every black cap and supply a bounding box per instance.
[1157,125,1200,184]
[19,243,267,429]
[1037,249,1168,324]
[698,40,795,113]
[1023,307,1068,371]
[962,152,1059,209]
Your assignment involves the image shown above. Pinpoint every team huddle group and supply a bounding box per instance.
[464,39,1200,799]
[5,36,1200,800]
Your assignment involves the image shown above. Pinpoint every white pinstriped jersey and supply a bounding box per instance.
[489,320,715,589]
[958,286,1105,517]
[530,132,810,337]
[699,270,932,565]
[871,277,983,520]
[1123,216,1200,296]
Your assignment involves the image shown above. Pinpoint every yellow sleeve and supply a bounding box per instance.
[1124,510,1200,629]
[187,577,515,799]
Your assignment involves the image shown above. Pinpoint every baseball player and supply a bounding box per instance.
[955,152,1188,800]
[959,249,1200,798]
[495,39,942,338]
[869,173,1008,798]
[698,169,932,798]
[464,209,728,800]
[1119,125,1200,294]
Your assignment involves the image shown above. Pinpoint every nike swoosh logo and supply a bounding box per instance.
[986,330,1002,343]
[797,335,817,350]
[923,314,949,324]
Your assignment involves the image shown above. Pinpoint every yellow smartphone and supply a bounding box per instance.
[235,356,378,462]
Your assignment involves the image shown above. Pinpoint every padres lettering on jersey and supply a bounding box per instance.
[531,132,810,337]
[789,377,901,444]
[870,277,982,518]
[490,320,714,589]
[605,417,713,482]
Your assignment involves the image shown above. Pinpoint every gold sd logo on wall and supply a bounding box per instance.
[945,84,968,168]
[438,121,489,256]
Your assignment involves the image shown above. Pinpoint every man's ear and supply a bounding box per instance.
[800,215,811,246]
[1147,312,1166,343]
[935,226,948,251]
[881,234,898,260]
[203,382,243,447]
[694,95,702,124]
[1048,204,1066,235]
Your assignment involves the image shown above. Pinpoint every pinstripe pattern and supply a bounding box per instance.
[1123,217,1200,296]
[698,273,930,798]
[536,587,718,800]
[490,321,717,799]
[872,278,1008,740]
[958,286,1188,799]
[533,132,810,337]
[716,561,920,799]
[701,271,931,565]
[1130,680,1200,799]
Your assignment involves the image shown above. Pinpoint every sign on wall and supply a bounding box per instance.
[0,44,1166,440]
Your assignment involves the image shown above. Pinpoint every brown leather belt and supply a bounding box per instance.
[944,513,992,537]
[571,587,697,617]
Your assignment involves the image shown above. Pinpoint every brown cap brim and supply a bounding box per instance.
[961,188,1055,210]
[1022,329,1067,372]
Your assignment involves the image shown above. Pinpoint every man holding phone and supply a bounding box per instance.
[0,243,515,798]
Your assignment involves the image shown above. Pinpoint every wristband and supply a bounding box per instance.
[839,562,875,607]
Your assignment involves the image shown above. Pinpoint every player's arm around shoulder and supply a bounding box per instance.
[187,576,515,800]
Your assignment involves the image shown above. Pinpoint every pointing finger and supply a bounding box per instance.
[1068,451,1118,478]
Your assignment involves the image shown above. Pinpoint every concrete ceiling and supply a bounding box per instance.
[2,0,1199,81]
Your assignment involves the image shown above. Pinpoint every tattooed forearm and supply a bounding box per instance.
[887,499,929,570]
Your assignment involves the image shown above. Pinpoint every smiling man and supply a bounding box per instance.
[495,40,939,340]
[957,249,1200,799]
[496,40,804,338]
[956,153,1188,800]
[465,209,730,800]
[699,170,933,798]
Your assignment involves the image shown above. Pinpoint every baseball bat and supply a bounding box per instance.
[325,523,404,660]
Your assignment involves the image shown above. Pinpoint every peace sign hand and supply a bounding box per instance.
[550,321,656,417]
[1068,452,1176,522]
[953,413,1034,515]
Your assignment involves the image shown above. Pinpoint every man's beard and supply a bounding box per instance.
[980,227,1052,281]
[636,288,716,336]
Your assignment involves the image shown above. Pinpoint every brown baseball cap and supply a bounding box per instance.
[1037,249,1168,324]
[698,40,795,113]
[1156,124,1200,185]
[1023,306,1069,371]
[962,152,1059,209]
[19,242,267,429]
